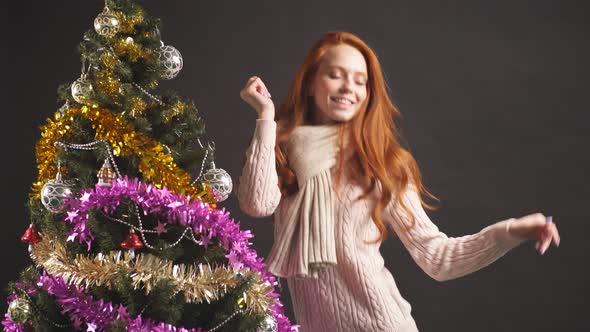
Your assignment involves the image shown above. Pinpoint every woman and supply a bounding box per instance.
[237,31,560,331]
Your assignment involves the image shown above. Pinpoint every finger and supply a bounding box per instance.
[255,84,269,96]
[540,232,553,254]
[549,222,560,246]
[244,83,262,100]
[244,76,260,90]
[543,216,560,247]
[521,213,545,230]
[247,78,263,92]
[253,79,271,97]
[241,77,258,96]
[252,83,271,99]
[532,213,547,226]
[536,226,549,253]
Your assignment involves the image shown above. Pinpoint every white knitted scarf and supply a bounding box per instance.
[266,124,340,279]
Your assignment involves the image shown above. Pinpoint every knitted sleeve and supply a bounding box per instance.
[384,186,526,281]
[236,119,281,218]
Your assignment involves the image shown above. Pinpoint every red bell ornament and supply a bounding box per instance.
[121,229,144,250]
[21,224,42,245]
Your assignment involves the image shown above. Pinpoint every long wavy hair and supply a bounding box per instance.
[275,31,438,243]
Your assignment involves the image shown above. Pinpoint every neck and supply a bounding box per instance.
[310,105,337,125]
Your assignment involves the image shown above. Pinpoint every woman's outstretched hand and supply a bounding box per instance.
[240,76,275,120]
[508,213,560,255]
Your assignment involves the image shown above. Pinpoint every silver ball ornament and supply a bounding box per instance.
[8,298,31,324]
[256,315,278,332]
[41,172,74,213]
[71,77,94,104]
[156,45,183,79]
[55,101,71,120]
[94,7,120,38]
[203,168,233,202]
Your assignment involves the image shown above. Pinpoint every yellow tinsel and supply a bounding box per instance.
[117,8,145,34]
[94,52,122,102]
[30,236,275,314]
[162,101,189,123]
[113,37,153,63]
[95,71,122,101]
[101,51,118,71]
[33,105,214,203]
[128,96,148,117]
[145,78,159,90]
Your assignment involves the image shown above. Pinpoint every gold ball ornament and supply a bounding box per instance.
[94,7,120,38]
[8,297,32,324]
[71,76,94,104]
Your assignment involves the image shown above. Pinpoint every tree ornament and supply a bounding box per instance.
[202,162,233,202]
[71,61,94,104]
[40,161,73,213]
[237,294,246,310]
[121,229,143,258]
[55,99,71,120]
[7,297,32,324]
[94,5,120,38]
[256,315,278,332]
[156,44,183,79]
[71,75,94,104]
[21,223,42,252]
[97,158,116,187]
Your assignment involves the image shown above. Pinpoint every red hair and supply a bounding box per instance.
[275,31,438,243]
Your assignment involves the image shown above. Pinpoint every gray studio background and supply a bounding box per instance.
[1,0,588,331]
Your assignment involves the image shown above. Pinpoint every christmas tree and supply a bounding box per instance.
[3,1,294,331]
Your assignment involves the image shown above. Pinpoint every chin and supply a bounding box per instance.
[315,105,360,124]
[328,109,358,123]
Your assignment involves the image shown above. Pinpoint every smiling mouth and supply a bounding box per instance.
[330,96,355,105]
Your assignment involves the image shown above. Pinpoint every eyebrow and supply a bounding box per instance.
[328,65,368,78]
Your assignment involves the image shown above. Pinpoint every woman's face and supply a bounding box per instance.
[310,44,368,125]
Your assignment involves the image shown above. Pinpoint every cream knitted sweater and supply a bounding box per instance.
[237,119,525,332]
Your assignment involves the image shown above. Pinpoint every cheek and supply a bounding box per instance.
[315,80,332,98]
[356,88,368,106]
[313,85,333,110]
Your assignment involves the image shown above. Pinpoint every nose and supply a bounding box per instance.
[339,79,353,94]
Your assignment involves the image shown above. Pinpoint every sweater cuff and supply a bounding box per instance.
[254,119,277,145]
[488,218,527,250]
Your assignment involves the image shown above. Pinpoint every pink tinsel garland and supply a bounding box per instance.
[4,177,296,331]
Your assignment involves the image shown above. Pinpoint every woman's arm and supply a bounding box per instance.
[236,119,282,217]
[236,76,281,217]
[384,186,526,282]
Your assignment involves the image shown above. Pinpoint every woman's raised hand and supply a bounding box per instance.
[507,213,561,255]
[240,76,275,120]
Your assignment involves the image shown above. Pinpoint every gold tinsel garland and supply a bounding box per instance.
[162,100,189,124]
[116,8,145,34]
[32,105,214,203]
[95,52,123,103]
[128,96,148,117]
[31,236,275,315]
[112,36,154,63]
